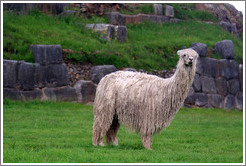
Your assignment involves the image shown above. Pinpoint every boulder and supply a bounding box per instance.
[219,21,238,36]
[3,88,22,100]
[208,94,224,108]
[239,64,243,92]
[235,92,243,110]
[90,65,117,84]
[227,79,240,95]
[190,43,207,57]
[74,80,97,103]
[215,77,227,96]
[193,74,201,92]
[34,63,47,88]
[200,76,217,94]
[196,58,218,77]
[153,4,163,15]
[114,26,127,42]
[194,93,208,107]
[224,95,235,109]
[46,63,69,87]
[218,59,239,80]
[43,86,77,101]
[18,62,35,90]
[29,45,63,65]
[106,12,126,25]
[165,5,174,17]
[215,40,234,59]
[184,87,195,105]
[21,89,43,101]
[3,60,19,88]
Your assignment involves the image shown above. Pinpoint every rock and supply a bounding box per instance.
[235,92,243,110]
[239,64,243,92]
[193,74,201,92]
[43,86,77,101]
[165,5,174,17]
[215,40,234,59]
[219,21,238,36]
[196,58,218,77]
[184,87,195,105]
[208,94,224,108]
[224,95,235,109]
[29,45,63,65]
[3,60,19,88]
[200,76,216,94]
[215,77,227,96]
[218,59,239,80]
[227,79,240,95]
[114,26,127,42]
[169,18,181,23]
[123,68,137,72]
[21,89,43,101]
[190,43,207,57]
[194,93,208,107]
[34,63,47,88]
[153,4,163,15]
[18,62,35,90]
[46,63,69,87]
[86,24,114,40]
[106,12,126,25]
[90,65,117,84]
[59,10,76,17]
[3,88,22,100]
[74,80,97,103]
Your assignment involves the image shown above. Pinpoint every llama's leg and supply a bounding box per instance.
[141,134,153,150]
[106,115,120,146]
[92,121,104,146]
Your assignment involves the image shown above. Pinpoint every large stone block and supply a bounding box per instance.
[227,79,240,95]
[3,88,22,100]
[184,87,195,105]
[30,45,63,65]
[86,24,114,41]
[218,59,239,80]
[18,62,35,90]
[43,86,77,101]
[196,58,218,77]
[90,65,117,84]
[215,77,227,96]
[34,63,47,88]
[3,60,19,88]
[194,93,208,107]
[208,94,224,108]
[193,74,201,92]
[21,89,43,101]
[153,4,163,15]
[235,92,243,110]
[215,40,234,59]
[114,26,127,42]
[165,5,174,17]
[106,12,126,25]
[190,43,207,57]
[74,80,97,103]
[46,63,69,87]
[224,95,235,109]
[200,76,216,94]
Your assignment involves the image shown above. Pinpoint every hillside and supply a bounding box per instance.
[3,3,243,71]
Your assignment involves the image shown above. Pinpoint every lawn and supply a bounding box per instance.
[3,100,243,163]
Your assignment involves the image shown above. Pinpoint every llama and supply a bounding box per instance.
[92,48,199,149]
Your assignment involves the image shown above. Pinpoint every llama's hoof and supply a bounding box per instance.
[113,140,118,146]
[99,142,105,146]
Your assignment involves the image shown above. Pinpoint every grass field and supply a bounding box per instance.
[3,100,243,163]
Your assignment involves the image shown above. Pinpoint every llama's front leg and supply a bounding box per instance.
[92,123,104,146]
[141,134,153,150]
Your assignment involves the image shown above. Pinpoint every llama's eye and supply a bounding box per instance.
[183,54,186,57]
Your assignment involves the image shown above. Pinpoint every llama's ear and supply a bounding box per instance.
[177,50,182,56]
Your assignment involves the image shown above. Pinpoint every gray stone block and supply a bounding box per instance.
[196,58,218,77]
[227,79,240,95]
[153,4,163,15]
[43,86,77,101]
[184,87,195,105]
[106,12,126,25]
[215,77,227,96]
[3,88,22,100]
[195,93,208,107]
[74,80,97,103]
[215,40,234,59]
[235,92,243,110]
[90,65,117,84]
[34,63,47,88]
[3,60,19,88]
[208,94,224,108]
[123,68,137,72]
[224,95,235,109]
[218,59,239,80]
[193,74,201,92]
[200,76,217,94]
[190,43,207,57]
[18,62,35,90]
[30,45,63,65]
[21,89,43,101]
[114,26,127,42]
[46,63,69,87]
[165,5,174,17]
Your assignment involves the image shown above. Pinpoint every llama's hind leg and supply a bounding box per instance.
[92,121,104,146]
[141,134,153,150]
[106,115,120,146]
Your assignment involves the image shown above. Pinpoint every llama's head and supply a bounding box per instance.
[177,48,199,67]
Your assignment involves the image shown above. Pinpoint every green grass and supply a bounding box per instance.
[3,9,243,71]
[3,100,243,163]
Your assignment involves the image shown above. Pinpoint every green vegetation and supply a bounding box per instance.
[3,7,243,71]
[120,4,154,15]
[3,100,243,163]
